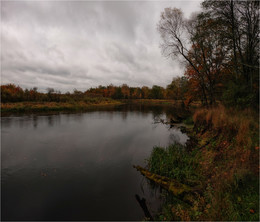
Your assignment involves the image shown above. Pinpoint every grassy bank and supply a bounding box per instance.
[0,99,199,114]
[147,105,259,221]
[129,99,182,105]
[128,99,201,107]
[1,98,122,113]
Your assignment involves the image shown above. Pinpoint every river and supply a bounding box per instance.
[1,104,188,220]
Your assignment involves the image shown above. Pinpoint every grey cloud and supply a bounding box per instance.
[1,0,202,92]
[106,43,135,66]
[95,65,112,74]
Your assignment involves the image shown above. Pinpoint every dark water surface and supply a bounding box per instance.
[1,104,188,221]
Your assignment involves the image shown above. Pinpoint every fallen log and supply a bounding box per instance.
[133,165,200,197]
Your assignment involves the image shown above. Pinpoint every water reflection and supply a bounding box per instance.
[1,104,188,221]
[33,115,38,129]
[168,127,189,145]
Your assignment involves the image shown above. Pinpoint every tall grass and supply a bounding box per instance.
[148,144,201,185]
[1,98,122,113]
[148,105,259,221]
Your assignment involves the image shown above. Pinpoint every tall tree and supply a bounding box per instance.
[158,8,227,105]
[202,0,259,105]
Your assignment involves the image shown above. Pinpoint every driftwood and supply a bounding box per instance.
[170,117,182,124]
[135,194,154,221]
[156,117,182,125]
[133,165,200,197]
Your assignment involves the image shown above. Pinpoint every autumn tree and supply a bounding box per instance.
[112,87,123,99]
[158,7,231,105]
[121,84,130,99]
[1,84,24,102]
[202,0,259,84]
[151,85,164,99]
[187,12,229,104]
[29,87,39,101]
[166,76,188,101]
[131,87,142,99]
[141,86,150,99]
[202,0,259,107]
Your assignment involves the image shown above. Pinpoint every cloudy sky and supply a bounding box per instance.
[1,0,202,92]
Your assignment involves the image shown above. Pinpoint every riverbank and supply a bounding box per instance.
[0,99,123,113]
[0,99,199,114]
[146,105,259,221]
[127,99,201,107]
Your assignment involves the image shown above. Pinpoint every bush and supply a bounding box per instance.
[222,82,256,108]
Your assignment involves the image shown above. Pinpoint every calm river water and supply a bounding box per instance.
[1,104,188,221]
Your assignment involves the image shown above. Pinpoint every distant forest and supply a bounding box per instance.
[0,77,188,104]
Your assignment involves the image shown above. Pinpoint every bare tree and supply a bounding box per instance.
[158,8,208,104]
[158,8,226,105]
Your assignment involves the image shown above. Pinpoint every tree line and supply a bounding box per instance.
[1,77,188,103]
[158,0,259,108]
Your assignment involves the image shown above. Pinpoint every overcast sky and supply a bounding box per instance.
[1,0,202,92]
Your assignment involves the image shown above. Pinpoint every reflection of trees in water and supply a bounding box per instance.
[54,104,187,123]
[2,115,38,129]
[108,111,114,120]
[102,104,189,126]
[47,116,54,127]
[1,118,12,128]
[169,133,181,145]
[121,111,128,121]
[18,116,32,128]
[18,118,25,128]
[105,104,172,121]
[46,114,61,127]
[152,108,164,121]
[8,114,63,129]
[64,112,84,123]
[2,104,188,130]
[33,115,38,129]
[73,113,83,123]
[150,105,189,124]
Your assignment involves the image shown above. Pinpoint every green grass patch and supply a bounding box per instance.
[183,116,194,125]
[229,173,259,221]
[147,144,202,186]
